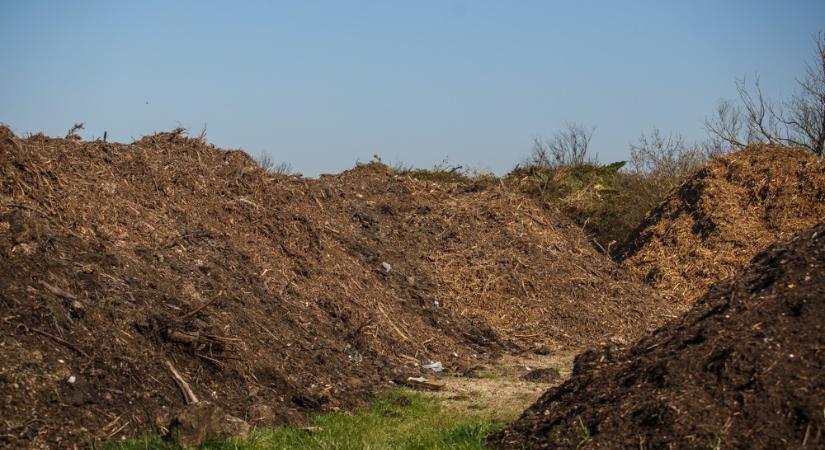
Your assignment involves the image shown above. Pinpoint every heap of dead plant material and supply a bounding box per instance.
[0,127,675,447]
[311,163,677,348]
[492,220,825,449]
[508,161,633,250]
[616,144,825,302]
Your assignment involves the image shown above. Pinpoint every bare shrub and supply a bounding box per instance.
[707,32,825,157]
[66,123,85,140]
[394,158,496,184]
[515,128,716,253]
[256,153,293,175]
[529,122,596,167]
[629,129,708,183]
[602,130,714,253]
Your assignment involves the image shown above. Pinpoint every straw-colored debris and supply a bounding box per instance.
[617,144,825,303]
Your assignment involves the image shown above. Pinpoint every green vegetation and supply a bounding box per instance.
[109,390,504,450]
[512,128,713,251]
[575,417,592,449]
[509,160,650,250]
[390,156,690,252]
[396,165,497,184]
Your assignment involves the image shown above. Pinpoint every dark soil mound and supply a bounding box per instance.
[0,127,675,447]
[492,221,825,450]
[616,145,825,302]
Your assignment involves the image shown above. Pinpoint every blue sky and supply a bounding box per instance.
[1,1,823,176]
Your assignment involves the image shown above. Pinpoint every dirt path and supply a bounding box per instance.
[420,351,577,422]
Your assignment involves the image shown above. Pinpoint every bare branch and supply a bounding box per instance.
[529,122,596,167]
[705,100,745,150]
[66,123,85,139]
[737,76,782,145]
[707,33,825,157]
[256,152,293,175]
[630,129,707,181]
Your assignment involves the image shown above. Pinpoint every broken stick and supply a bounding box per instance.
[178,290,224,321]
[166,360,200,404]
[28,327,89,358]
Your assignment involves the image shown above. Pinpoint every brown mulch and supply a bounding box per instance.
[491,220,825,450]
[0,127,676,447]
[616,144,825,303]
[312,162,677,348]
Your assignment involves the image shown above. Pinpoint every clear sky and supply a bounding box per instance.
[1,1,823,176]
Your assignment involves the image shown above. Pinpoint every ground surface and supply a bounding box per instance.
[109,352,575,449]
[429,352,576,421]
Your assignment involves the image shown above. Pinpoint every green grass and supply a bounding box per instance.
[110,390,504,450]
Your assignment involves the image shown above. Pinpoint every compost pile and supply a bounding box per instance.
[311,163,673,347]
[616,144,825,302]
[0,127,675,447]
[492,220,825,449]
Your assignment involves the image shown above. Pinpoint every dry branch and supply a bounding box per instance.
[28,327,89,358]
[166,360,199,404]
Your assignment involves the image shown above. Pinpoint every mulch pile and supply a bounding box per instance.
[616,144,825,302]
[0,127,676,447]
[313,163,675,347]
[492,220,825,449]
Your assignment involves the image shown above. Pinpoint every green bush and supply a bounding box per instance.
[511,129,713,253]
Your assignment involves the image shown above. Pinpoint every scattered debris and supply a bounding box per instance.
[462,365,489,379]
[520,368,560,383]
[420,361,444,372]
[404,377,446,391]
[166,402,249,449]
[531,345,551,355]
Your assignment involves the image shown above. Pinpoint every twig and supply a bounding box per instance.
[178,290,223,320]
[28,327,88,358]
[107,420,130,439]
[512,332,542,338]
[194,352,225,367]
[592,238,609,255]
[7,203,52,219]
[66,123,85,138]
[39,281,77,300]
[376,303,410,342]
[165,360,199,404]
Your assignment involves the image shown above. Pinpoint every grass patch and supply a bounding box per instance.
[109,390,503,450]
